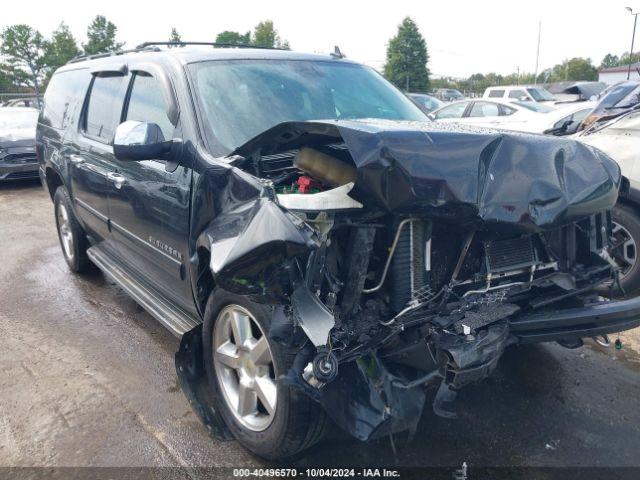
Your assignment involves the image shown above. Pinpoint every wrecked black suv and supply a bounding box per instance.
[37,44,640,459]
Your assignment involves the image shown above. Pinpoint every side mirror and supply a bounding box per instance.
[113,121,173,161]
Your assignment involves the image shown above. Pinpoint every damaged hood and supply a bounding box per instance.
[234,119,620,230]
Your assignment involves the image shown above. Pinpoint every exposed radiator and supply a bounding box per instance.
[484,236,537,273]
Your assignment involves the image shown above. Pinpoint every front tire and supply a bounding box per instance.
[202,289,327,459]
[54,186,91,273]
[610,203,640,294]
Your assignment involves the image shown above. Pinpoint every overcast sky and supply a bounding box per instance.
[1,0,639,77]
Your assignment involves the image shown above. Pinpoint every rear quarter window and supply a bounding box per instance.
[488,90,504,98]
[41,69,91,130]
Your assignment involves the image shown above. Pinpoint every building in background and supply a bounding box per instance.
[599,62,640,85]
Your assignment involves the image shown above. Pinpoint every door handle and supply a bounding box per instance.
[106,172,126,189]
[69,154,85,165]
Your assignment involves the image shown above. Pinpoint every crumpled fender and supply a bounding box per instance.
[192,161,318,301]
[233,119,621,231]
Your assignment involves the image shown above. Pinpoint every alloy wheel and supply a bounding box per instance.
[213,304,277,432]
[611,220,637,279]
[57,203,75,261]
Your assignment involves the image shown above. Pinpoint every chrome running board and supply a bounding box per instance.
[87,245,200,337]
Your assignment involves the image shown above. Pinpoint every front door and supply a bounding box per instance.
[107,70,195,313]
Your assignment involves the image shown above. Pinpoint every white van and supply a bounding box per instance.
[483,85,556,103]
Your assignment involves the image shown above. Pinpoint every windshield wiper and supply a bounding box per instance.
[605,103,640,110]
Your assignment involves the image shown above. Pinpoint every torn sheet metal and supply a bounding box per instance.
[190,160,320,300]
[291,285,335,347]
[233,119,620,231]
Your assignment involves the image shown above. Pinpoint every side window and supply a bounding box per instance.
[553,114,573,128]
[508,90,527,99]
[500,105,517,116]
[83,75,125,143]
[488,90,504,98]
[469,102,500,117]
[434,102,468,119]
[571,108,591,124]
[124,72,175,141]
[41,69,91,130]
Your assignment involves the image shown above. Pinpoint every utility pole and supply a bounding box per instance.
[627,7,639,80]
[534,21,541,84]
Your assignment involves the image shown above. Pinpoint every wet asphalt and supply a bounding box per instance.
[1,180,640,471]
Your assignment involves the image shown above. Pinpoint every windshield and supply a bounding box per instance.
[514,101,555,113]
[526,87,555,101]
[189,60,427,155]
[0,110,38,131]
[598,82,640,109]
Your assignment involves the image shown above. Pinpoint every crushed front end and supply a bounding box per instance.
[185,120,640,442]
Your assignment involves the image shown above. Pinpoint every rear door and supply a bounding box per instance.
[107,67,195,313]
[69,69,127,243]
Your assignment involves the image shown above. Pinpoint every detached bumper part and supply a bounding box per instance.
[289,353,427,442]
[510,296,640,343]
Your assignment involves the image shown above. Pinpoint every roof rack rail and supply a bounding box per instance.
[67,41,288,65]
[68,45,161,64]
[135,41,287,51]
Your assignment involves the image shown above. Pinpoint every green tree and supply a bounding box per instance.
[619,51,640,67]
[383,17,430,92]
[83,15,124,55]
[0,25,47,102]
[252,20,289,49]
[548,57,598,82]
[0,63,30,93]
[168,27,182,47]
[600,53,620,69]
[215,30,251,46]
[43,23,80,79]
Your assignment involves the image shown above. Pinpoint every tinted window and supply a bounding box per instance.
[488,90,504,98]
[508,90,527,99]
[41,69,91,130]
[84,75,124,142]
[125,73,175,141]
[434,102,468,119]
[501,105,517,116]
[469,102,500,117]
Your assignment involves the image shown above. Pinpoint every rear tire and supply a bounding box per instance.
[611,203,640,294]
[202,289,328,459]
[53,186,91,273]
